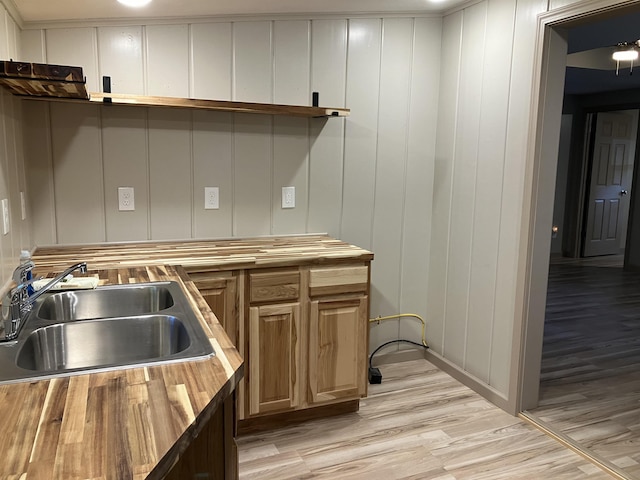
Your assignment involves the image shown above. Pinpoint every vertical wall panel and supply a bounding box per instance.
[23,101,55,246]
[191,23,232,100]
[102,106,149,241]
[444,2,488,368]
[46,28,99,92]
[492,0,549,393]
[192,110,233,238]
[13,98,30,252]
[12,17,20,60]
[2,93,21,262]
[399,17,441,343]
[272,20,310,234]
[0,92,13,280]
[465,0,516,383]
[308,19,347,236]
[50,103,105,244]
[273,20,309,105]
[233,21,272,103]
[272,117,308,234]
[233,114,271,236]
[0,9,9,60]
[428,12,463,355]
[98,26,144,95]
[341,18,381,251]
[20,29,45,62]
[6,13,16,59]
[146,24,189,97]
[370,18,414,349]
[148,108,191,239]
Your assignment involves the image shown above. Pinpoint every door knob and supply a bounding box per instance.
[621,190,628,196]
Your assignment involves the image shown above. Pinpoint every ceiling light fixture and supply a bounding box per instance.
[117,0,152,7]
[612,41,640,75]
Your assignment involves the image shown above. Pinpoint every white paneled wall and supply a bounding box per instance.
[21,18,441,369]
[98,27,144,95]
[0,4,31,292]
[429,0,551,396]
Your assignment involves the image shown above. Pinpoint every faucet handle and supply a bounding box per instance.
[12,261,34,284]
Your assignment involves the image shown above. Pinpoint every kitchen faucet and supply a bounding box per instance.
[1,262,87,341]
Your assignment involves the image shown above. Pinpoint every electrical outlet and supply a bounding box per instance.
[282,186,295,209]
[1,198,9,235]
[20,191,26,220]
[118,187,135,211]
[204,187,219,209]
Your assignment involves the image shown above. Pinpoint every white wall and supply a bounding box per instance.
[0,5,31,292]
[429,0,549,397]
[19,18,442,359]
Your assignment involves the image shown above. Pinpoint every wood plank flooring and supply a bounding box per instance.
[527,259,640,479]
[238,359,612,479]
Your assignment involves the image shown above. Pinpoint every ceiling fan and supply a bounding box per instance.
[566,39,640,75]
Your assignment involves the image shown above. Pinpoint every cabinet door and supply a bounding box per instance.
[191,273,238,347]
[249,303,300,415]
[308,296,367,405]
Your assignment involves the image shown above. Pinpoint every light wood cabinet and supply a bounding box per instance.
[308,296,368,404]
[248,302,301,415]
[185,269,239,347]
[189,262,370,429]
[308,265,369,405]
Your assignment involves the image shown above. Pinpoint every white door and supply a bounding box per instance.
[583,110,637,257]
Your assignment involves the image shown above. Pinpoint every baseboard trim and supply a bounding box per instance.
[520,412,628,480]
[372,347,512,413]
[371,347,426,366]
[423,350,511,413]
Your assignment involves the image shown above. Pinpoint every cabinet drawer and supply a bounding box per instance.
[188,272,233,290]
[309,266,368,297]
[249,270,300,303]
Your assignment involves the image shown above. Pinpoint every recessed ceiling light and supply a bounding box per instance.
[117,0,152,7]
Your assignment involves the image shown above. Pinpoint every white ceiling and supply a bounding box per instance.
[12,0,468,23]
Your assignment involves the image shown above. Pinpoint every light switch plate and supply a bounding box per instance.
[2,198,9,235]
[204,187,219,209]
[118,187,135,211]
[282,186,295,209]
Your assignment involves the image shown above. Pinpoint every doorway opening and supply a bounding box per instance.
[519,4,640,477]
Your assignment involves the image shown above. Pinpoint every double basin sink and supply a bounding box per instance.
[0,281,214,384]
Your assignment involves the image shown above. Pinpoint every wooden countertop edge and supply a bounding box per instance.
[148,368,243,480]
[146,266,244,480]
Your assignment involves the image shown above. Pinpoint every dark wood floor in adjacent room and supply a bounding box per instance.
[527,255,640,479]
[237,359,612,479]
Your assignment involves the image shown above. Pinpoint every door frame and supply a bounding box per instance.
[511,0,640,413]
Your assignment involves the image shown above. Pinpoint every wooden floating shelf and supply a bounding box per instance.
[0,60,349,118]
[89,92,350,118]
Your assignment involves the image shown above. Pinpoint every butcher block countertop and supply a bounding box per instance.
[0,264,244,479]
[0,235,372,479]
[30,234,374,271]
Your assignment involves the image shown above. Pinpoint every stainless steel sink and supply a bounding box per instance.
[36,285,175,321]
[0,281,214,384]
[17,315,192,372]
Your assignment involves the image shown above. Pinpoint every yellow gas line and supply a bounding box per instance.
[369,313,428,347]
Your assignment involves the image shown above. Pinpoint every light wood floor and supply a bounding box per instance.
[237,359,612,479]
[527,258,640,479]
